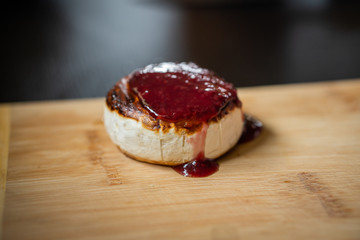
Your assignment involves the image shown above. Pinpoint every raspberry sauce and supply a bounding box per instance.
[172,152,219,177]
[172,115,263,178]
[238,114,263,144]
[128,62,240,122]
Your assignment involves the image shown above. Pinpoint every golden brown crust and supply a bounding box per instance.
[106,74,240,134]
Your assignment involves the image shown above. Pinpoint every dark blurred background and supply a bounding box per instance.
[2,0,360,102]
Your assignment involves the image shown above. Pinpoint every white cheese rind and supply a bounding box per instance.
[104,105,244,165]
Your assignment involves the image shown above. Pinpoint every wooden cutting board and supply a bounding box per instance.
[2,80,360,240]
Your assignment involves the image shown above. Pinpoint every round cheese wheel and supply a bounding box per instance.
[104,62,244,166]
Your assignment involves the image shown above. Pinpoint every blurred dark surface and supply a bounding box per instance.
[2,0,360,102]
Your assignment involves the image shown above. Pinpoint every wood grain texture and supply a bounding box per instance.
[3,80,360,240]
[0,104,10,239]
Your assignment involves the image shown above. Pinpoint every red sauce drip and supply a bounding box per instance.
[172,114,263,178]
[172,152,219,177]
[123,62,261,178]
[128,62,240,122]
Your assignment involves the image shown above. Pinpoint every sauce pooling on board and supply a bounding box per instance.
[172,152,219,178]
[172,115,263,178]
[238,114,263,144]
